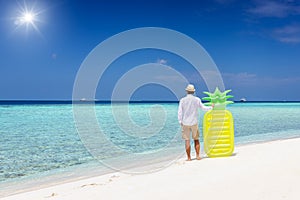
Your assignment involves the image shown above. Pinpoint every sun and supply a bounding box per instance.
[23,12,34,23]
[20,12,35,24]
[13,1,44,35]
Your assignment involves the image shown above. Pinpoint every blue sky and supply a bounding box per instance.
[0,0,300,101]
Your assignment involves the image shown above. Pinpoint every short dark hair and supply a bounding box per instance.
[187,91,194,94]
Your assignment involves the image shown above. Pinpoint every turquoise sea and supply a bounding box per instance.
[1,101,300,196]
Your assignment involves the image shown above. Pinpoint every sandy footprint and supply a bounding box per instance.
[79,173,122,188]
[108,173,121,182]
[80,183,100,188]
[110,174,120,179]
[45,192,58,198]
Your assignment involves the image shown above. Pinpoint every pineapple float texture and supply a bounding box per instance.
[202,88,234,157]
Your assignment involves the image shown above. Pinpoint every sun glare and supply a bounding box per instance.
[20,12,35,25]
[23,12,34,23]
[13,1,44,36]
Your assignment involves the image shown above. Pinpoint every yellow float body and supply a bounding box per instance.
[203,110,234,157]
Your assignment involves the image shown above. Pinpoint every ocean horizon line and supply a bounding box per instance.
[0,100,300,105]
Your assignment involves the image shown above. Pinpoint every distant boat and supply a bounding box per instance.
[79,98,97,102]
[240,98,247,102]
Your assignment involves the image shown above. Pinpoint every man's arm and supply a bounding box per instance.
[178,100,183,125]
[197,97,213,111]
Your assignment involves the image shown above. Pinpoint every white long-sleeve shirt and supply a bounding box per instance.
[178,94,212,126]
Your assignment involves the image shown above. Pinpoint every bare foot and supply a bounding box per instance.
[196,156,201,160]
[187,158,192,161]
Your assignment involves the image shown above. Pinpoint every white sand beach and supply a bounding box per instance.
[1,138,300,200]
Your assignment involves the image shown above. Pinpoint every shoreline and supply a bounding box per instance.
[235,134,300,147]
[1,136,300,199]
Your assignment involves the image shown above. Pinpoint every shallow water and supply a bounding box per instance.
[1,102,300,188]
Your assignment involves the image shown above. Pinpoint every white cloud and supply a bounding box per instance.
[244,1,300,44]
[156,59,167,65]
[247,0,300,18]
[223,72,258,86]
[272,24,300,44]
[223,72,300,87]
[274,24,300,34]
[277,37,300,43]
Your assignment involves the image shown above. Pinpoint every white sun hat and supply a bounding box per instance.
[185,84,195,92]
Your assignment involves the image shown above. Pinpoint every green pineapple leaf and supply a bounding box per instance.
[202,87,234,110]
[202,97,211,101]
[203,91,212,97]
[204,102,213,106]
[226,95,234,99]
[224,89,232,95]
[225,101,234,105]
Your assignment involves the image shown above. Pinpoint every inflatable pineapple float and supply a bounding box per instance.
[202,88,234,157]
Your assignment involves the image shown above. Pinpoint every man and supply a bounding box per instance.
[178,84,213,161]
